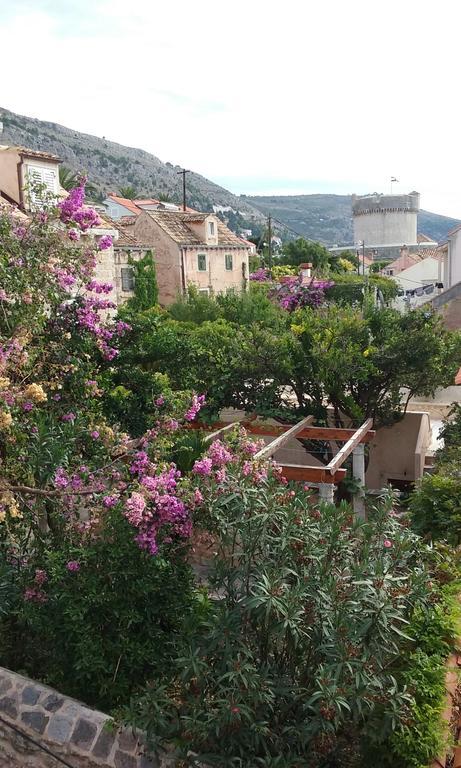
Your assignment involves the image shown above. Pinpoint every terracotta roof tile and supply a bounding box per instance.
[11,146,59,162]
[145,211,249,247]
[107,195,142,215]
[455,367,461,386]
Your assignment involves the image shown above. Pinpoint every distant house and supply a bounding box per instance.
[381,246,444,310]
[102,194,194,220]
[117,210,251,304]
[0,145,63,209]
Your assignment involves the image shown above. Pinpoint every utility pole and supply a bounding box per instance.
[177,169,190,211]
[267,215,272,270]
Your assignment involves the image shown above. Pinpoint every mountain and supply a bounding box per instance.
[1,108,458,245]
[0,107,263,226]
[244,194,460,246]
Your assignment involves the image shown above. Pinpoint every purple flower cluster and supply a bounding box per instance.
[98,235,113,250]
[184,393,206,422]
[85,280,113,295]
[272,278,334,312]
[249,268,271,282]
[58,181,100,232]
[123,462,191,556]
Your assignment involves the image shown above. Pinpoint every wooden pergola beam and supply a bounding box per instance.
[281,465,347,483]
[326,418,373,475]
[203,421,241,444]
[254,416,314,461]
[246,424,376,443]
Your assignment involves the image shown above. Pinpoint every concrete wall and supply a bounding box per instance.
[130,216,183,304]
[446,228,461,289]
[103,199,136,220]
[432,280,461,331]
[0,147,22,204]
[184,246,249,295]
[0,667,159,767]
[366,411,431,488]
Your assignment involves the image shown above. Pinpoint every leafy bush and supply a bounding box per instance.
[1,510,195,711]
[365,579,460,768]
[129,443,434,768]
[409,468,461,545]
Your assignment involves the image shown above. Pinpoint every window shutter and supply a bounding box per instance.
[121,267,135,292]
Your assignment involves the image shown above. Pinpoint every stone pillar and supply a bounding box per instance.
[352,443,366,519]
[318,482,335,504]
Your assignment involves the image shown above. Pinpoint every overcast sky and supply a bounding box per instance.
[1,0,460,217]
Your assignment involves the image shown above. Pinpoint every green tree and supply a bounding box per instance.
[58,166,79,191]
[287,305,461,425]
[118,185,138,199]
[279,237,333,271]
[126,251,159,311]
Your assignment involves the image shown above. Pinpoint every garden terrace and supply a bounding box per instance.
[189,416,375,516]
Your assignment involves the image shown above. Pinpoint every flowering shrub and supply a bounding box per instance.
[0,185,206,707]
[129,431,437,767]
[249,267,271,282]
[271,277,334,311]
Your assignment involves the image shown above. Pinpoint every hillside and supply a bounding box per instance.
[1,108,458,245]
[245,194,460,246]
[0,107,263,226]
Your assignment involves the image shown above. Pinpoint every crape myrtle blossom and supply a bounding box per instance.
[98,235,113,250]
[184,393,206,421]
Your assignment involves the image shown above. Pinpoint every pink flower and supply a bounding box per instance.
[184,393,206,422]
[90,430,100,440]
[192,457,213,476]
[102,495,118,508]
[61,412,76,422]
[193,488,204,504]
[66,560,80,572]
[383,539,393,548]
[155,396,165,407]
[22,401,34,412]
[34,569,47,586]
[68,228,80,241]
[124,492,147,525]
[98,235,113,250]
[208,439,233,467]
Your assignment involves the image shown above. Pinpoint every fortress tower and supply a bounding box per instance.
[352,191,420,250]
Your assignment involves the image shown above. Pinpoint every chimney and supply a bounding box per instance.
[299,263,313,283]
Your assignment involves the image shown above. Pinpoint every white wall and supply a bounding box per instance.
[447,228,461,289]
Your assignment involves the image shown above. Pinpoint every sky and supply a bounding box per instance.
[1,0,460,217]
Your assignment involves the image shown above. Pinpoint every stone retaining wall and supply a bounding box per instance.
[0,667,160,768]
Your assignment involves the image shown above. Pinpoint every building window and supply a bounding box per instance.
[121,267,135,291]
[225,254,233,271]
[27,165,57,205]
[199,288,210,296]
[208,221,215,236]
[197,253,207,271]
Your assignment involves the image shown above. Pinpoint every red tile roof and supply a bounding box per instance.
[107,195,142,215]
[455,367,461,386]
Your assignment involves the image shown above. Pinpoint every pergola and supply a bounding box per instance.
[194,416,376,518]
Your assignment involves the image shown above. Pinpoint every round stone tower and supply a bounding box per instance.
[352,191,420,247]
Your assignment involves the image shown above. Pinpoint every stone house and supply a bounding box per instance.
[0,145,62,209]
[117,210,251,305]
[0,144,118,305]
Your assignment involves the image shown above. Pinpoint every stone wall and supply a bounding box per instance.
[0,667,160,768]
